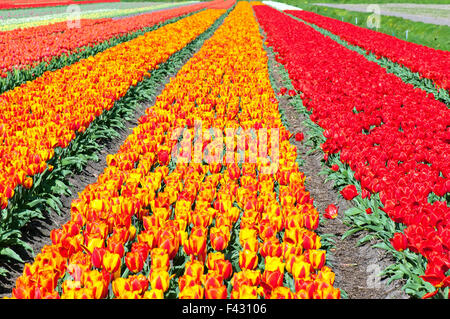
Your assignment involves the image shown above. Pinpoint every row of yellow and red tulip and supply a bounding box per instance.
[8,1,339,299]
[0,8,227,212]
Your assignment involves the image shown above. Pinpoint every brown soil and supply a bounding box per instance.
[266,47,408,299]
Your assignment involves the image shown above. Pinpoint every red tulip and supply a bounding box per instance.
[295,132,304,142]
[288,89,297,97]
[324,204,338,219]
[157,149,169,165]
[340,185,358,200]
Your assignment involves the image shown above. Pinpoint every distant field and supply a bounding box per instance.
[0,1,197,30]
[277,0,450,50]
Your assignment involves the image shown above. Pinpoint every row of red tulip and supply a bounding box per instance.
[8,1,339,299]
[285,10,450,91]
[0,8,227,211]
[0,0,227,78]
[253,5,450,291]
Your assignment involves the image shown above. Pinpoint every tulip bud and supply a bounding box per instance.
[303,212,320,229]
[205,285,228,299]
[150,248,170,271]
[184,227,207,261]
[210,226,230,252]
[102,251,121,274]
[149,269,171,292]
[291,260,311,279]
[308,249,326,270]
[390,232,408,252]
[288,89,297,97]
[239,249,258,270]
[23,177,33,189]
[239,269,263,288]
[125,251,145,273]
[261,269,284,291]
[158,149,169,165]
[91,247,106,269]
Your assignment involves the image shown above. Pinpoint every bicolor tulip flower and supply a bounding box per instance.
[125,251,145,273]
[239,249,259,270]
[149,269,171,292]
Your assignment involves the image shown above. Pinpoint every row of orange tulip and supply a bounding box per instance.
[8,1,339,299]
[0,8,227,211]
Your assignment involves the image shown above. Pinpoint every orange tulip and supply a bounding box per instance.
[281,242,303,260]
[106,239,125,258]
[303,213,319,230]
[315,281,341,299]
[91,247,106,269]
[178,274,200,293]
[316,266,336,285]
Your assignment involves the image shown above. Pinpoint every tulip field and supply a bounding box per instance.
[0,0,448,301]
